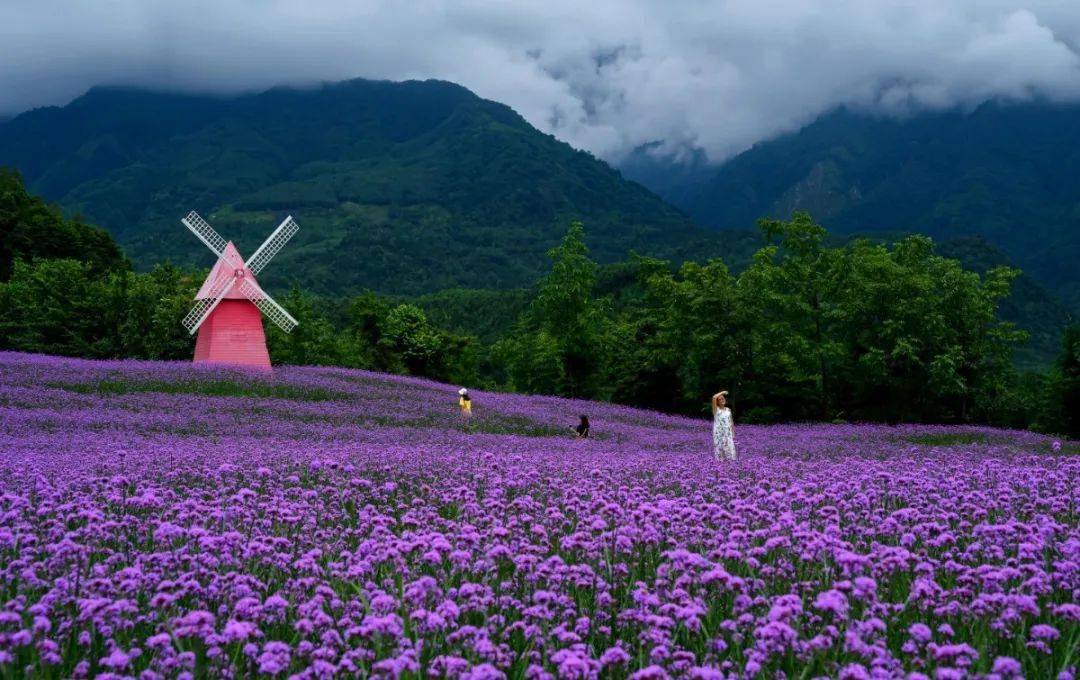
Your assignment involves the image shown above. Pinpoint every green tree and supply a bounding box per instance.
[0,168,126,281]
[0,259,120,357]
[1061,325,1080,438]
[594,256,671,408]
[266,287,344,366]
[666,260,751,414]
[497,330,565,395]
[1042,325,1080,437]
[731,215,1022,423]
[513,221,603,397]
[119,264,198,359]
[601,256,748,413]
[828,236,1023,422]
[341,290,391,369]
[379,304,444,376]
[739,213,842,420]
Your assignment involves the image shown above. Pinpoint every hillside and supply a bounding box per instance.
[624,103,1080,312]
[0,79,738,295]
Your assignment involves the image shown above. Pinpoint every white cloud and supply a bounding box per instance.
[3,0,1080,163]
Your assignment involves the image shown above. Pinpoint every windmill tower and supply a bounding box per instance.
[180,211,299,369]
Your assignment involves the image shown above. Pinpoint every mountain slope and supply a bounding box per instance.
[626,104,1080,312]
[0,79,727,295]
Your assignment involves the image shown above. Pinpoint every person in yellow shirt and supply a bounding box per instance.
[458,387,472,423]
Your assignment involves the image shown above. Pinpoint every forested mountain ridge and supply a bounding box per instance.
[0,79,742,295]
[623,103,1080,312]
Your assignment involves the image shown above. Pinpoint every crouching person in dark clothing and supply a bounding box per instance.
[572,415,590,439]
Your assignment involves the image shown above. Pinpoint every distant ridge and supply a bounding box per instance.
[623,103,1080,313]
[0,78,733,295]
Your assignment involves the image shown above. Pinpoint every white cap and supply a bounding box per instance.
[458,387,468,396]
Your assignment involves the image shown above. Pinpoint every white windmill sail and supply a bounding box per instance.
[182,270,239,334]
[245,215,299,276]
[237,277,299,333]
[181,211,228,257]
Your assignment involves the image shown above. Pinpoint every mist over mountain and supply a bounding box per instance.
[8,3,1080,169]
[0,78,748,295]
[623,103,1080,313]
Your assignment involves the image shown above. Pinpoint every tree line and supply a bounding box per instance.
[0,256,480,387]
[1,169,1076,436]
[494,217,1075,433]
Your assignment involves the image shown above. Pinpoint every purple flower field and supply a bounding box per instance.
[0,352,1076,679]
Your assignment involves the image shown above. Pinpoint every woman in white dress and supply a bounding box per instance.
[711,391,736,461]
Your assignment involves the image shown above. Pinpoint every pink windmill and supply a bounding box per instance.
[180,211,300,369]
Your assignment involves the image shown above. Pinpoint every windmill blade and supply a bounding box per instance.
[245,215,299,276]
[237,277,299,334]
[181,272,237,334]
[181,211,228,257]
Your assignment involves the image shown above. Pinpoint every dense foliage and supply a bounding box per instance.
[498,214,1029,425]
[1038,325,1080,438]
[0,353,1076,678]
[0,168,125,280]
[0,259,195,360]
[0,80,744,295]
[265,289,477,386]
[625,103,1080,313]
[933,238,1073,371]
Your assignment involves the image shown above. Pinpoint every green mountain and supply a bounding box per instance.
[624,104,1080,312]
[0,79,739,295]
[3,82,1069,367]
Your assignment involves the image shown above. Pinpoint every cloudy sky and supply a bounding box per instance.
[4,1,1080,164]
